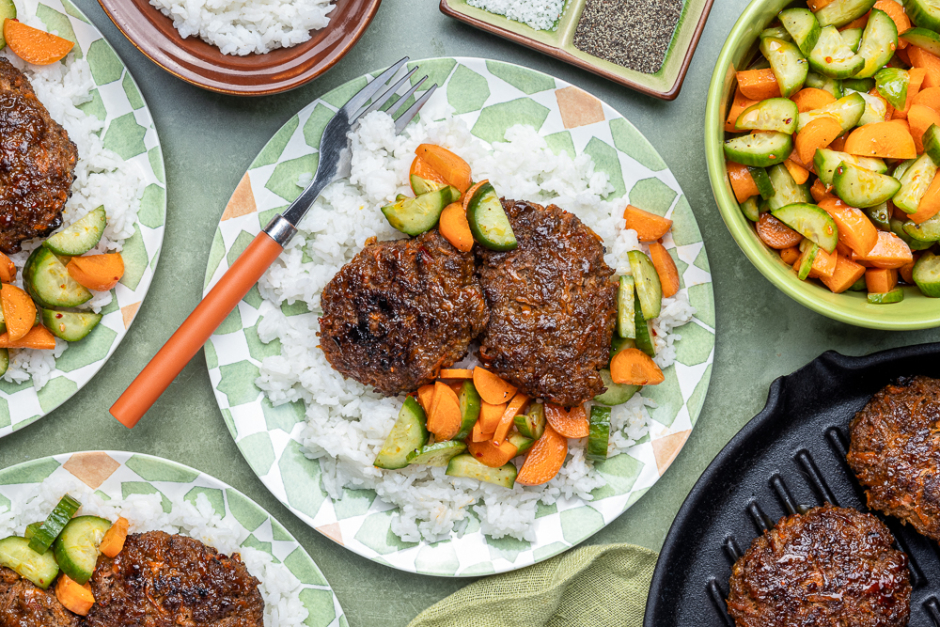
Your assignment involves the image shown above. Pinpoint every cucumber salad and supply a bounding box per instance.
[725,0,940,302]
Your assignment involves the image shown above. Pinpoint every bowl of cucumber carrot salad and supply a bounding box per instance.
[707,0,940,329]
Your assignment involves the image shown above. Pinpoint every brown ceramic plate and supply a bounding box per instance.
[97,0,382,96]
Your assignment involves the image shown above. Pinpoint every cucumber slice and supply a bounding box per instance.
[809,26,864,79]
[855,9,898,78]
[913,251,940,296]
[453,380,481,441]
[43,206,106,256]
[767,163,813,211]
[892,218,933,249]
[586,406,611,462]
[843,77,875,92]
[797,92,866,133]
[762,26,793,41]
[633,294,655,357]
[410,174,445,196]
[616,275,636,339]
[779,8,822,55]
[406,441,467,467]
[466,182,517,251]
[373,397,429,470]
[514,402,545,440]
[0,0,16,49]
[814,0,877,27]
[445,454,517,488]
[40,309,102,342]
[508,433,535,455]
[749,166,776,198]
[28,494,80,555]
[922,123,940,164]
[609,336,636,364]
[381,186,460,236]
[894,158,916,181]
[723,131,793,167]
[740,197,761,222]
[832,161,901,207]
[867,287,905,303]
[866,202,892,230]
[24,523,42,543]
[0,348,7,378]
[850,276,869,291]
[875,67,910,109]
[0,537,58,589]
[806,71,843,97]
[893,154,938,213]
[906,0,940,32]
[627,251,662,320]
[853,90,889,126]
[53,515,110,585]
[772,203,839,252]
[594,369,640,406]
[760,37,809,97]
[840,27,864,53]
[798,242,820,280]
[734,98,799,134]
[903,214,940,242]
[814,148,887,185]
[23,247,92,309]
[900,26,940,56]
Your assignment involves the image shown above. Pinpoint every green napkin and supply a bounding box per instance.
[408,544,658,627]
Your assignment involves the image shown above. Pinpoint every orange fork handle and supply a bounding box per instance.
[111,232,284,428]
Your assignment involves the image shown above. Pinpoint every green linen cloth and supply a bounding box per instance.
[408,544,658,627]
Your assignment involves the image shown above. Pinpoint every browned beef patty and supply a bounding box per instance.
[726,505,911,627]
[84,531,263,627]
[0,567,79,627]
[847,375,940,542]
[476,199,617,407]
[319,229,487,395]
[0,58,77,254]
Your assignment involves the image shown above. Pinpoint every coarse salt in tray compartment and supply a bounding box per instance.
[439,0,715,100]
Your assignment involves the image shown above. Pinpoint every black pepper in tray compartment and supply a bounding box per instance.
[573,0,684,75]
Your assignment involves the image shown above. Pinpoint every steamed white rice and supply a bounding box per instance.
[0,475,309,627]
[150,0,335,56]
[1,3,145,391]
[466,0,566,31]
[254,107,695,543]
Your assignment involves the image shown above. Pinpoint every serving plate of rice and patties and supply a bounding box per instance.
[97,0,382,95]
[0,0,165,436]
[204,57,715,576]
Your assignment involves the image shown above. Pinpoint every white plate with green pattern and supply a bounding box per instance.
[0,450,345,627]
[0,0,165,435]
[204,57,715,576]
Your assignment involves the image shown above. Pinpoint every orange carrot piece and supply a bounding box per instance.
[99,517,129,558]
[913,86,940,113]
[66,254,124,292]
[820,255,867,293]
[417,384,435,413]
[492,393,530,445]
[726,88,758,132]
[0,325,55,349]
[462,179,488,213]
[55,574,94,616]
[471,421,493,443]
[622,205,673,241]
[807,0,834,10]
[909,170,940,223]
[844,120,917,159]
[810,178,834,203]
[415,144,472,193]
[0,252,14,283]
[439,368,473,379]
[908,104,940,153]
[4,20,73,65]
[516,424,568,486]
[409,157,448,194]
[909,46,940,90]
[727,161,759,203]
[795,116,843,165]
[472,368,517,405]
[894,68,926,120]
[428,381,461,441]
[784,159,811,185]
[808,246,839,279]
[468,439,518,468]
[736,69,782,100]
[0,283,36,343]
[610,348,666,386]
[544,404,590,439]
[791,87,836,113]
[756,213,803,249]
[780,246,801,265]
[439,202,474,252]
[853,230,914,269]
[479,400,507,434]
[865,267,899,293]
[818,197,879,255]
[649,242,680,298]
[900,256,918,284]
[875,1,911,47]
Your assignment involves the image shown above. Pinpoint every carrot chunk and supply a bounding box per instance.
[622,205,673,241]
[909,46,940,90]
[472,368,517,405]
[66,254,124,292]
[875,1,911,48]
[784,159,811,185]
[865,268,899,293]
[428,381,462,441]
[415,144,472,193]
[756,213,803,249]
[55,574,94,616]
[727,161,759,203]
[908,104,940,153]
[726,88,758,132]
[610,348,665,386]
[479,400,507,434]
[913,87,940,113]
[894,68,927,120]
[909,170,940,224]
[0,252,14,283]
[780,246,801,265]
[417,384,435,413]
[791,88,836,113]
[516,424,568,486]
[649,242,680,298]
[492,393,530,445]
[4,20,73,65]
[820,255,867,293]
[736,69,782,100]
[99,517,129,558]
[439,202,474,252]
[853,230,914,269]
[544,404,590,439]
[796,116,843,165]
[844,120,917,159]
[409,157,448,194]
[0,325,55,349]
[468,439,518,468]
[810,179,834,203]
[0,283,36,342]
[818,197,879,255]
[472,420,494,443]
[439,368,473,379]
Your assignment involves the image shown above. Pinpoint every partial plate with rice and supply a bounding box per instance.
[97,0,382,96]
[0,450,345,627]
[205,57,715,576]
[0,0,165,436]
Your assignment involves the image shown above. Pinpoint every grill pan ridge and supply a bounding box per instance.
[645,343,940,627]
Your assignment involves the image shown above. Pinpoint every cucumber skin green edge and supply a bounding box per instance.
[53,515,111,585]
[771,203,839,253]
[466,183,517,252]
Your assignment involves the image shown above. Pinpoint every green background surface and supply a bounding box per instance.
[2,1,937,624]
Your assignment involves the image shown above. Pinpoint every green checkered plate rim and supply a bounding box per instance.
[0,0,166,437]
[0,450,345,626]
[204,57,716,576]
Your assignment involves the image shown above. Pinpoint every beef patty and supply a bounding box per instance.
[319,229,487,395]
[0,567,79,627]
[476,199,617,407]
[726,505,911,627]
[84,531,264,627]
[0,58,78,254]
[848,375,940,543]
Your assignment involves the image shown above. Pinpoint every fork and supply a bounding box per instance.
[111,57,437,428]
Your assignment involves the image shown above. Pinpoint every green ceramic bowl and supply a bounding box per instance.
[705,0,940,330]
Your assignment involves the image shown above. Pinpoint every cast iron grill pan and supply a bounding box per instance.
[645,343,940,627]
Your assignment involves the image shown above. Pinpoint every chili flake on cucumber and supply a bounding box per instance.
[725,0,940,303]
